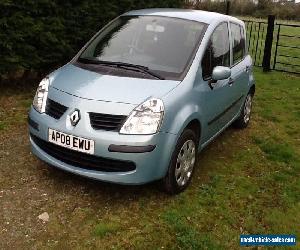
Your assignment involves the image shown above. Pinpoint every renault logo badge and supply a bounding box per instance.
[70,109,80,126]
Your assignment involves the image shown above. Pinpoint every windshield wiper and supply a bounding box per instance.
[111,61,165,80]
[78,57,105,65]
[77,57,164,80]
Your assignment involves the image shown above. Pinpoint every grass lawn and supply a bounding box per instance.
[0,69,299,249]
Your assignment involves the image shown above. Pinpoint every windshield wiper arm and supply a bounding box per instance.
[78,58,164,80]
[113,62,165,80]
[77,57,107,65]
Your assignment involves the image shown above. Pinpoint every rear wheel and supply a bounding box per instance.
[233,92,253,129]
[162,129,198,194]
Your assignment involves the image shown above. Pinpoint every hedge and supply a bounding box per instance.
[0,0,185,77]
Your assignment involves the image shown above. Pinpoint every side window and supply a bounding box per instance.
[231,23,246,64]
[202,22,230,80]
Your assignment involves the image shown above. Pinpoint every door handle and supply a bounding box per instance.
[228,78,234,86]
[245,66,250,73]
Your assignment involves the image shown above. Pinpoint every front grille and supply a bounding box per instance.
[31,134,136,172]
[89,112,127,131]
[45,98,68,119]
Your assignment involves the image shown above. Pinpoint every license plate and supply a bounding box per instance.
[48,128,95,154]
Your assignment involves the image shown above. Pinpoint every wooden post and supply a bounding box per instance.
[226,1,230,15]
[262,15,275,72]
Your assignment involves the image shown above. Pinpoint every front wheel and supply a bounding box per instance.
[162,129,198,194]
[233,92,253,129]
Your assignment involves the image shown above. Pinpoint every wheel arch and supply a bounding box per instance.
[173,115,202,150]
[249,84,255,96]
[185,119,201,146]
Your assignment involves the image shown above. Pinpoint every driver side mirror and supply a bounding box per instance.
[212,66,231,81]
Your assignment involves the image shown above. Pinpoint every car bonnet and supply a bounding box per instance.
[49,64,180,105]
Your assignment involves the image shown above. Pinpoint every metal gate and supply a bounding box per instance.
[244,20,268,67]
[273,23,300,74]
[243,16,300,74]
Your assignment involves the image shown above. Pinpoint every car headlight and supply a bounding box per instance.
[120,98,164,135]
[33,77,50,113]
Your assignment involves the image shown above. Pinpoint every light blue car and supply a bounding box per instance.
[29,9,255,194]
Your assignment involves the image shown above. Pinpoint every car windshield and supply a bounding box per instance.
[78,15,206,80]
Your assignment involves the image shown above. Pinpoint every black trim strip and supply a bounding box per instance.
[28,116,39,131]
[30,133,136,172]
[208,95,244,126]
[108,144,156,153]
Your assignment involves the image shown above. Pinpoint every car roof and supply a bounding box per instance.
[123,8,243,26]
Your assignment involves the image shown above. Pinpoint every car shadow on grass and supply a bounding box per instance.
[40,162,164,199]
[35,125,240,202]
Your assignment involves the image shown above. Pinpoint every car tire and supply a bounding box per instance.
[233,92,253,129]
[162,129,198,194]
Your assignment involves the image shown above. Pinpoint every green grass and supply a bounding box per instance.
[253,138,296,163]
[163,209,222,249]
[0,121,6,130]
[93,222,120,238]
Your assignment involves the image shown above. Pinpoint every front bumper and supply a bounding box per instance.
[28,100,177,184]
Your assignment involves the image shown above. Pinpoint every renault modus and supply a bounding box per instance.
[28,9,255,194]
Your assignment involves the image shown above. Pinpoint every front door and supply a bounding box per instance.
[198,22,235,143]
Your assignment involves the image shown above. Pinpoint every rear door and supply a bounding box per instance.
[228,22,249,117]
